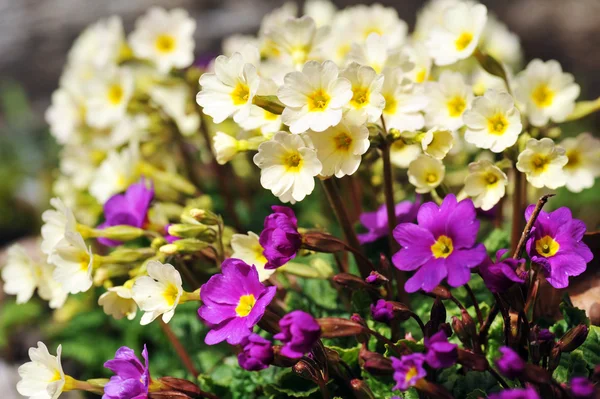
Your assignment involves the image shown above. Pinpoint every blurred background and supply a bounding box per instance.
[0,0,599,397]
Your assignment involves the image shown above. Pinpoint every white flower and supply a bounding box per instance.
[463,89,522,153]
[425,71,473,131]
[197,51,261,124]
[404,44,433,84]
[266,16,330,67]
[514,59,580,126]
[413,0,460,42]
[278,60,352,134]
[41,198,76,259]
[480,14,522,69]
[45,88,85,145]
[223,35,259,57]
[390,139,422,168]
[231,232,274,282]
[347,33,410,74]
[559,133,600,193]
[516,138,568,189]
[308,120,370,178]
[303,0,337,27]
[85,67,134,129]
[237,78,283,134]
[464,160,508,211]
[408,154,445,193]
[381,68,428,132]
[150,84,200,136]
[340,63,385,123]
[426,2,488,66]
[253,132,322,203]
[213,132,240,165]
[2,245,39,304]
[345,4,408,47]
[99,284,137,320]
[50,232,93,295]
[17,342,66,399]
[421,128,454,159]
[129,7,196,73]
[108,114,150,148]
[68,16,124,69]
[471,67,508,97]
[132,260,183,325]
[89,144,139,204]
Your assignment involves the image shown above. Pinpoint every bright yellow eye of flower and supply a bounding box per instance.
[487,113,509,135]
[485,172,499,186]
[565,150,581,169]
[231,82,250,105]
[333,132,353,151]
[446,96,467,117]
[308,89,331,111]
[530,154,549,173]
[425,173,438,184]
[155,34,176,53]
[455,32,474,51]
[384,95,398,114]
[405,367,419,382]
[107,84,124,105]
[283,151,303,172]
[531,84,555,108]
[235,294,256,317]
[50,369,62,383]
[351,87,370,108]
[431,235,454,258]
[163,283,179,306]
[415,68,427,83]
[535,235,560,258]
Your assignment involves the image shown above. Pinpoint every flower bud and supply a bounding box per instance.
[430,285,452,299]
[365,271,388,286]
[333,273,370,291]
[302,231,348,253]
[317,317,364,338]
[426,298,447,337]
[350,378,376,399]
[451,316,470,348]
[151,236,168,249]
[149,392,192,399]
[359,346,393,375]
[558,324,589,352]
[188,208,220,225]
[97,225,146,241]
[100,247,156,264]
[271,346,299,367]
[156,377,201,398]
[159,238,209,254]
[167,224,210,238]
[292,359,320,383]
[548,345,562,372]
[457,349,488,371]
[414,380,454,399]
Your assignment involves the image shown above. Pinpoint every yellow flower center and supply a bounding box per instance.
[487,113,509,135]
[336,44,351,60]
[405,366,419,383]
[485,172,499,186]
[531,84,555,108]
[531,154,549,172]
[425,172,438,184]
[415,68,427,83]
[283,151,303,172]
[291,45,309,65]
[351,87,370,108]
[49,369,62,383]
[235,294,256,317]
[155,34,176,53]
[253,244,268,265]
[431,235,454,258]
[446,96,467,117]
[333,131,353,151]
[308,89,331,111]
[455,32,474,51]
[264,110,279,121]
[163,283,179,306]
[107,84,124,105]
[565,149,581,169]
[535,235,560,258]
[384,94,397,114]
[231,82,250,105]
[363,27,382,39]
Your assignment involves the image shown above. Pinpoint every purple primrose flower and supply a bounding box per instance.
[370,299,395,323]
[570,377,596,399]
[488,387,541,399]
[391,353,427,391]
[274,310,321,359]
[103,345,150,399]
[237,333,274,371]
[480,249,527,293]
[496,347,525,379]
[259,206,302,269]
[358,197,420,244]
[424,331,457,368]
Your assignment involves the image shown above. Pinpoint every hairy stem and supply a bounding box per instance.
[512,194,555,260]
[159,321,200,377]
[465,284,484,326]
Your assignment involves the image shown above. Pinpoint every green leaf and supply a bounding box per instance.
[361,370,396,399]
[578,325,600,369]
[466,389,488,399]
[559,301,590,328]
[327,345,360,367]
[553,350,588,383]
[384,339,425,357]
[482,229,510,256]
[474,50,512,94]
[263,368,321,398]
[439,367,501,398]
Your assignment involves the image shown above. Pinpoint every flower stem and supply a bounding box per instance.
[510,169,527,256]
[409,311,427,337]
[479,301,499,345]
[511,193,554,259]
[488,366,510,389]
[159,320,200,376]
[365,327,402,357]
[465,284,483,326]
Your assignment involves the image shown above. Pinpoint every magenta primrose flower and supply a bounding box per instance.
[103,345,150,399]
[237,333,274,371]
[198,259,277,345]
[570,377,596,399]
[358,197,420,244]
[424,331,457,369]
[274,310,321,359]
[392,194,487,292]
[525,205,593,289]
[479,249,527,293]
[488,387,540,399]
[496,347,525,379]
[98,179,154,247]
[259,206,302,269]
[391,353,427,391]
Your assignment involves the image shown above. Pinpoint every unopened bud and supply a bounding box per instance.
[188,209,220,225]
[548,346,562,372]
[350,378,376,399]
[426,298,447,337]
[365,271,388,286]
[359,346,393,375]
[414,380,454,399]
[159,238,209,254]
[151,237,168,249]
[430,285,452,299]
[302,231,347,253]
[558,324,589,352]
[272,346,299,368]
[149,392,191,399]
[333,273,370,291]
[100,248,156,264]
[156,377,201,398]
[457,349,488,371]
[451,315,473,349]
[97,225,146,241]
[317,317,364,338]
[292,359,320,383]
[167,224,209,238]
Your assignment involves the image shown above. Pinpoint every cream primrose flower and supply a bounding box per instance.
[17,342,70,399]
[470,67,507,97]
[307,119,370,178]
[99,284,138,321]
[212,131,266,165]
[58,146,99,189]
[266,16,330,68]
[304,0,337,28]
[390,139,422,168]
[45,88,86,145]
[41,198,77,259]
[49,231,93,295]
[223,35,260,57]
[85,67,134,129]
[89,144,139,205]
[238,78,283,134]
[132,260,183,325]
[559,133,600,193]
[197,50,261,124]
[345,4,408,47]
[404,44,433,84]
[480,14,522,69]
[413,0,460,42]
[424,71,473,131]
[231,232,275,282]
[514,59,580,127]
[347,33,411,74]
[408,154,445,193]
[426,2,488,66]
[278,60,352,134]
[253,132,322,203]
[340,63,385,123]
[516,138,568,189]
[150,84,200,136]
[380,68,428,132]
[108,114,150,149]
[68,16,124,69]
[463,89,523,153]
[464,160,508,211]
[421,128,454,159]
[320,12,356,66]
[129,7,196,73]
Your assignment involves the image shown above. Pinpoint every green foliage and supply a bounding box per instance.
[559,300,590,328]
[438,367,501,398]
[361,370,396,399]
[482,229,510,256]
[0,300,43,348]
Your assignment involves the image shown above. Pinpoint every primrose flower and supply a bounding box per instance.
[349,4,408,47]
[464,160,508,211]
[496,347,525,379]
[98,179,154,247]
[408,154,445,194]
[391,353,427,391]
[50,232,94,295]
[17,342,69,399]
[479,249,526,293]
[463,89,523,153]
[515,59,580,126]
[307,119,370,178]
[253,132,322,203]
[424,331,458,368]
[45,88,85,145]
[90,144,140,205]
[358,198,420,244]
[525,205,593,289]
[488,388,540,399]
[85,67,134,129]
[380,68,428,132]
[559,132,600,193]
[238,334,274,371]
[347,33,409,74]
[259,206,302,269]
[425,71,473,131]
[41,197,77,260]
[340,63,385,123]
[149,84,200,136]
[370,299,395,323]
[129,7,196,73]
[390,139,422,168]
[392,194,486,293]
[198,259,277,345]
[278,60,352,133]
[516,138,568,189]
[274,310,321,359]
[303,0,336,28]
[68,16,124,69]
[570,377,596,399]
[265,16,329,67]
[426,2,487,65]
[103,346,150,399]
[404,44,433,84]
[421,128,454,159]
[132,260,183,325]
[480,14,523,69]
[99,285,138,321]
[231,231,275,282]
